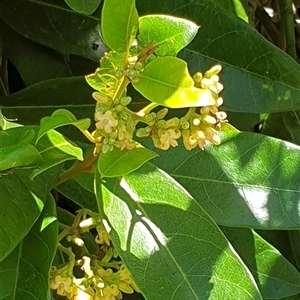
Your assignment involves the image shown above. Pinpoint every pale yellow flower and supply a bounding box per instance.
[95,111,118,133]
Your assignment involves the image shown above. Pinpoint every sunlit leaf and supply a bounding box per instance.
[133,57,216,108]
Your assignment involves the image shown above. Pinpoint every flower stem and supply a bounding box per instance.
[55,151,98,187]
[137,102,159,117]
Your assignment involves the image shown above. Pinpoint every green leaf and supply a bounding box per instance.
[221,227,300,299]
[0,127,42,171]
[0,143,42,172]
[56,176,98,211]
[101,0,139,53]
[138,15,199,56]
[141,131,300,229]
[137,0,300,113]
[37,109,91,142]
[0,167,61,261]
[85,51,124,97]
[133,56,216,108]
[0,20,72,86]
[64,0,101,15]
[0,77,95,126]
[98,145,157,177]
[95,164,263,300]
[32,129,84,178]
[0,194,58,300]
[0,0,106,61]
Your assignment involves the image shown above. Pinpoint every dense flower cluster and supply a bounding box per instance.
[92,65,226,153]
[50,210,139,300]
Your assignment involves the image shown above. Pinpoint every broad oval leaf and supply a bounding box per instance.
[0,0,106,61]
[133,56,216,108]
[141,132,300,229]
[0,167,60,261]
[98,145,157,177]
[137,0,300,113]
[0,194,58,300]
[101,0,139,53]
[138,15,199,56]
[64,0,101,15]
[221,227,300,299]
[95,164,263,300]
[37,109,91,142]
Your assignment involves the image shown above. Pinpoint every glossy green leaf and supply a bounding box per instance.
[37,109,91,142]
[0,167,60,261]
[95,164,263,300]
[141,131,300,229]
[137,0,300,113]
[32,129,83,178]
[221,227,300,299]
[0,77,95,126]
[64,0,101,15]
[138,15,199,56]
[101,0,138,53]
[0,194,58,300]
[98,145,157,177]
[133,57,216,108]
[0,0,106,61]
[0,143,42,172]
[0,127,42,171]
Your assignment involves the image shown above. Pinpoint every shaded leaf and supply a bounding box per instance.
[98,145,157,177]
[140,131,300,229]
[0,0,106,61]
[133,56,216,108]
[95,164,263,300]
[221,227,300,299]
[0,165,61,261]
[0,20,72,86]
[0,194,58,300]
[101,0,138,53]
[37,109,91,142]
[138,15,199,56]
[64,0,101,15]
[56,176,98,211]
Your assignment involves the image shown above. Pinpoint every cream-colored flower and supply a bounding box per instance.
[159,128,181,150]
[95,111,118,133]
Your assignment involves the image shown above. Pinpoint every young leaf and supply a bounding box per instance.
[138,15,199,56]
[95,164,263,299]
[221,227,300,299]
[101,0,138,53]
[0,167,61,262]
[0,194,58,300]
[36,109,91,142]
[64,0,101,15]
[141,132,300,229]
[32,129,84,179]
[133,56,216,108]
[98,145,157,177]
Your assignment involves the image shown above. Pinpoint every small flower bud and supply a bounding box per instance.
[157,120,167,128]
[193,72,203,83]
[131,77,139,84]
[156,108,168,120]
[115,69,124,79]
[166,117,180,127]
[181,120,190,129]
[102,144,110,153]
[79,217,97,228]
[134,62,143,70]
[203,115,217,125]
[115,104,123,112]
[192,118,201,126]
[204,65,222,78]
[120,96,132,106]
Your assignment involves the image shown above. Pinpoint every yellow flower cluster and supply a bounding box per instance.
[136,65,227,151]
[50,210,139,300]
[93,94,136,153]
